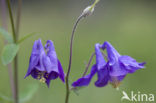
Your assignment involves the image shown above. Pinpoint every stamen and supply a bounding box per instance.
[36,71,47,83]
[110,77,121,88]
[39,77,46,83]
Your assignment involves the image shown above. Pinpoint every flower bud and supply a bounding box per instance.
[81,0,99,17]
[81,6,94,17]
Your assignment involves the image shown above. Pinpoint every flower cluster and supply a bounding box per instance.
[24,39,65,87]
[72,41,145,88]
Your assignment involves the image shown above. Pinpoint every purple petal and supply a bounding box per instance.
[95,43,107,70]
[43,55,58,73]
[109,75,126,82]
[109,62,128,76]
[44,40,59,73]
[30,69,40,79]
[102,41,120,66]
[57,60,65,83]
[45,71,59,87]
[119,56,145,73]
[72,64,97,87]
[117,75,126,81]
[25,39,45,78]
[95,64,109,87]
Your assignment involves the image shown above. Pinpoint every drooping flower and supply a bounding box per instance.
[72,41,145,88]
[100,41,145,88]
[24,39,65,87]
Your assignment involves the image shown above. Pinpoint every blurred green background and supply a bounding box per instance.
[0,0,156,103]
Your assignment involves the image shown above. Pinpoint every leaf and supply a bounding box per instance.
[19,83,39,103]
[0,93,13,102]
[1,44,19,65]
[0,27,13,43]
[17,32,38,44]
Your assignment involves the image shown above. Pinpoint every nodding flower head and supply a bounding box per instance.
[24,39,65,87]
[101,41,145,88]
[72,41,145,88]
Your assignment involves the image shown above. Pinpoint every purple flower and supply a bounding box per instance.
[100,41,145,88]
[25,39,65,87]
[72,41,145,88]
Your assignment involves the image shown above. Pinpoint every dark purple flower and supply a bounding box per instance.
[72,41,145,88]
[25,39,65,87]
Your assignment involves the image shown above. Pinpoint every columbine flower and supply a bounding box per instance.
[72,41,145,88]
[24,39,65,87]
[100,41,145,88]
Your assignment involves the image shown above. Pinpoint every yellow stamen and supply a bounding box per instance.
[36,71,47,83]
[39,77,46,83]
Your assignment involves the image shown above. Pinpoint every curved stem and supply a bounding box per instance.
[82,52,95,77]
[65,15,84,103]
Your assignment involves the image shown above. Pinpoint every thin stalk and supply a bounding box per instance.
[7,63,16,100]
[82,52,95,77]
[16,0,22,38]
[65,15,84,103]
[0,0,16,101]
[6,0,16,42]
[14,1,22,102]
[14,56,18,103]
[7,0,19,103]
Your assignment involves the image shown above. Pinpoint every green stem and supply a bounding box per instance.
[14,56,18,103]
[7,0,19,103]
[16,0,22,39]
[65,15,84,103]
[1,0,16,102]
[14,2,22,102]
[6,0,16,42]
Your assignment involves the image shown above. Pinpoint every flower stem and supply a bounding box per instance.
[6,0,16,42]
[16,0,22,39]
[82,52,95,77]
[0,0,16,102]
[65,15,84,103]
[14,56,19,103]
[7,0,20,103]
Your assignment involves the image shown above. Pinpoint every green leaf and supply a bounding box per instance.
[0,93,13,102]
[0,27,13,43]
[17,32,38,44]
[1,44,19,65]
[19,83,39,103]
